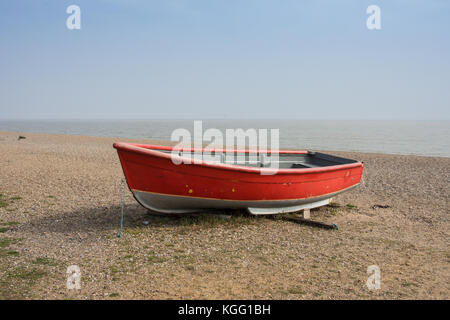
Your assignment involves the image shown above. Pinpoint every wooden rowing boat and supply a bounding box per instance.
[114,143,364,215]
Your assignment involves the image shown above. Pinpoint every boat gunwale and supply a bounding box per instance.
[113,142,364,175]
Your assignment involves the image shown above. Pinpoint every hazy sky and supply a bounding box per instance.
[1,0,449,120]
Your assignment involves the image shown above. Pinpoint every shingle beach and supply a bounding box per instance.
[0,131,448,299]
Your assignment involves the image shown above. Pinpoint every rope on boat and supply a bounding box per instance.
[117,177,125,238]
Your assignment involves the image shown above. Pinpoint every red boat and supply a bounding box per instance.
[113,143,364,215]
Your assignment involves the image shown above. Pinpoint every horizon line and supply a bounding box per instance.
[1,118,449,122]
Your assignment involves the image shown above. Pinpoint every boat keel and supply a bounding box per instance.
[246,198,331,215]
[132,189,340,215]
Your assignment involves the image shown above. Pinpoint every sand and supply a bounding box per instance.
[0,131,449,299]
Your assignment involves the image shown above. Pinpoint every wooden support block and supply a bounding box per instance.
[303,208,310,220]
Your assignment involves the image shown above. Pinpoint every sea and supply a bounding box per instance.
[0,120,449,157]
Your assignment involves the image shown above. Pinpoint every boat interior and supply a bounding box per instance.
[154,148,358,169]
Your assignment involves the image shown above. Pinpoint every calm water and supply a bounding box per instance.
[0,120,449,157]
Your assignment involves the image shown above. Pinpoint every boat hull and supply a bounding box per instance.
[132,186,357,215]
[114,143,364,215]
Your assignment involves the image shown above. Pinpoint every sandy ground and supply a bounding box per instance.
[0,131,449,300]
